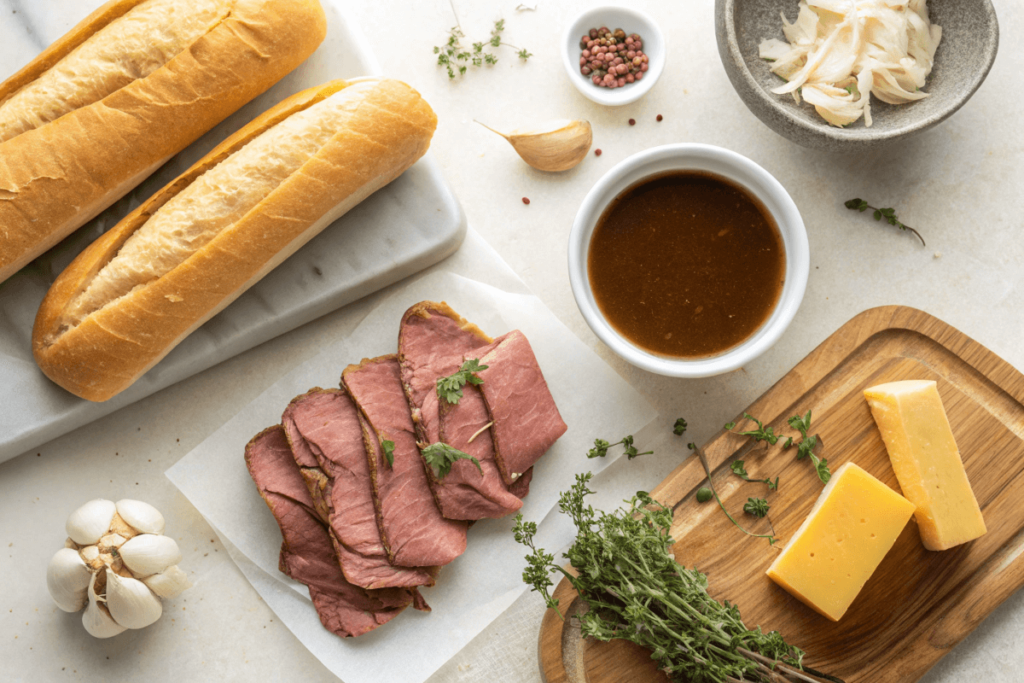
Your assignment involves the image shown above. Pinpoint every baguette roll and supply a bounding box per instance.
[33,78,437,402]
[0,0,327,284]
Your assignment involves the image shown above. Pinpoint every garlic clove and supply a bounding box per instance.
[115,500,165,535]
[119,534,182,578]
[66,499,116,545]
[82,574,126,639]
[478,119,592,172]
[46,548,92,613]
[143,565,191,599]
[105,569,162,629]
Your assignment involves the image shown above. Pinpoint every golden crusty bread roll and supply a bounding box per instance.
[0,0,327,284]
[33,78,437,402]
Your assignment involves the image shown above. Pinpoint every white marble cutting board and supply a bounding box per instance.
[0,0,466,463]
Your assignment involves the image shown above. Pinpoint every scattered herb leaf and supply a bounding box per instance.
[381,439,395,468]
[696,487,714,503]
[673,417,688,436]
[436,358,488,405]
[686,441,778,546]
[788,410,831,484]
[513,472,814,682]
[844,198,925,246]
[421,442,482,479]
[732,413,780,445]
[744,497,770,518]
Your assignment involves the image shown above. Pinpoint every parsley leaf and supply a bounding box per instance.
[436,358,488,405]
[421,442,482,479]
[734,412,779,445]
[787,411,831,484]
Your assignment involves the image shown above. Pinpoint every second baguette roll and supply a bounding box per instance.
[33,78,437,402]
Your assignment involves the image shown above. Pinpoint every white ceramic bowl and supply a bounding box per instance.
[568,144,809,378]
[561,6,665,107]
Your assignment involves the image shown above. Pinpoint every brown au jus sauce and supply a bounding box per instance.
[587,171,785,359]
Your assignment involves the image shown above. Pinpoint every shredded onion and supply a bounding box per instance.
[759,0,942,127]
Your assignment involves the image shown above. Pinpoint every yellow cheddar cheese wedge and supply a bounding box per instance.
[864,379,987,551]
[766,463,915,621]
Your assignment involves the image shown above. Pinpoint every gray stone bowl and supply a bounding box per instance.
[715,0,999,150]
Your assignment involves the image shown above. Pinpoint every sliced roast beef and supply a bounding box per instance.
[398,301,525,520]
[470,330,568,485]
[342,355,468,567]
[244,426,426,639]
[282,389,435,590]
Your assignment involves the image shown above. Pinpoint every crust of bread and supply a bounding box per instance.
[33,79,437,401]
[0,0,327,283]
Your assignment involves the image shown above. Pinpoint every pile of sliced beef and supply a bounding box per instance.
[244,301,566,638]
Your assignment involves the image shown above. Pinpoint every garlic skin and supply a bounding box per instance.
[47,548,92,613]
[106,571,163,629]
[119,534,181,578]
[66,499,116,545]
[115,499,165,535]
[82,574,126,639]
[47,499,189,638]
[478,119,592,172]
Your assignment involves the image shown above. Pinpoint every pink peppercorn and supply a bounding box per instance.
[522,197,530,205]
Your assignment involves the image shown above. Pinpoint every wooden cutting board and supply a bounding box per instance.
[539,306,1024,683]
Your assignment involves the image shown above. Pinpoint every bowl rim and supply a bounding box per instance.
[717,0,1000,144]
[568,143,809,378]
[560,5,666,107]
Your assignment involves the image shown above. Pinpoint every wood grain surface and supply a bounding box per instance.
[539,306,1024,683]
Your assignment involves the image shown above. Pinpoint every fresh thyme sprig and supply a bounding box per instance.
[436,359,488,405]
[731,460,779,491]
[586,435,652,460]
[844,198,925,246]
[512,472,822,682]
[433,4,531,80]
[787,411,831,484]
[421,442,482,479]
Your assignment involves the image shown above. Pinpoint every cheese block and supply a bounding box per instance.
[767,463,915,621]
[864,379,987,551]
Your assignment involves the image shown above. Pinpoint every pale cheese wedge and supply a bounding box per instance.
[864,379,986,551]
[767,463,915,621]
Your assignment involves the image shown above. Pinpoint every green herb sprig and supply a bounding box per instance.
[433,5,531,80]
[586,435,652,460]
[687,441,778,546]
[726,413,779,445]
[436,359,488,405]
[788,411,831,484]
[513,473,822,682]
[731,460,779,491]
[844,198,925,246]
[421,442,482,479]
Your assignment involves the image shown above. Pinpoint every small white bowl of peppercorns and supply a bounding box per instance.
[562,6,665,107]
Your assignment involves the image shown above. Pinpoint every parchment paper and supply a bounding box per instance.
[166,230,656,683]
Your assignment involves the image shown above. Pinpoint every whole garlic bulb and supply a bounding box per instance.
[46,499,191,638]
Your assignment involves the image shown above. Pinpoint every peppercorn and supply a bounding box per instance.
[628,118,636,126]
[656,114,663,121]
[522,197,530,205]
[594,148,602,156]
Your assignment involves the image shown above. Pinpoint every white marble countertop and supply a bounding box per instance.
[2,1,1023,681]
